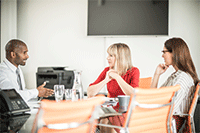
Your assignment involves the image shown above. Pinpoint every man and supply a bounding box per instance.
[0,39,54,102]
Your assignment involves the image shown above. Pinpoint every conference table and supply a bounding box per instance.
[19,101,40,133]
[0,97,123,133]
[1,96,200,133]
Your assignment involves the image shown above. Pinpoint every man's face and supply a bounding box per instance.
[13,45,29,66]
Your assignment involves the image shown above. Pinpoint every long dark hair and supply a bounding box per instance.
[164,37,199,85]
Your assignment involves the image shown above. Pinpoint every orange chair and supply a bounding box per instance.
[138,77,152,88]
[33,96,105,133]
[98,85,181,133]
[174,82,200,133]
[187,83,200,133]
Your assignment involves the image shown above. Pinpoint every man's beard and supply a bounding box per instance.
[15,53,26,66]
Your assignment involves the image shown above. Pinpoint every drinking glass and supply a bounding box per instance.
[65,89,72,101]
[54,85,65,102]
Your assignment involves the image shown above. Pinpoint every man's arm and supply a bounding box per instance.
[0,72,53,101]
[0,76,38,102]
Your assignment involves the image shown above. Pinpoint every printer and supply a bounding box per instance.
[36,67,74,90]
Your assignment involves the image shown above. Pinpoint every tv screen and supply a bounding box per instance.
[87,0,168,36]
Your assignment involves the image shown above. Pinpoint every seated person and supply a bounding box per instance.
[87,43,140,133]
[0,39,54,102]
[151,37,199,132]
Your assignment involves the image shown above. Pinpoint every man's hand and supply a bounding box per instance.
[37,82,54,97]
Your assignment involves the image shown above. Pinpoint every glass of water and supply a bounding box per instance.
[54,85,65,102]
[65,89,72,101]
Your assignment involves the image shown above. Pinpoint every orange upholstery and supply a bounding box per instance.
[176,82,200,133]
[36,96,105,133]
[124,85,180,133]
[138,77,152,88]
[187,83,200,133]
[98,85,180,133]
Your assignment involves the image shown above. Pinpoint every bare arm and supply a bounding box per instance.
[151,73,161,88]
[109,70,134,96]
[87,70,112,98]
[151,64,169,88]
[87,79,107,98]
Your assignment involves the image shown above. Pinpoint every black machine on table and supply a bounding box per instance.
[36,67,74,100]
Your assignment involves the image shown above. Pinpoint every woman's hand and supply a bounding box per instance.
[151,64,169,88]
[105,69,115,83]
[107,69,135,95]
[155,64,169,76]
[107,69,118,79]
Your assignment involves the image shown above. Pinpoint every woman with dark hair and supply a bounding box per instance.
[151,37,199,132]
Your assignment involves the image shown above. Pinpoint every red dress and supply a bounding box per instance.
[89,67,140,132]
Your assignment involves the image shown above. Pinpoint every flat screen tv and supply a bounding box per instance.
[87,0,168,36]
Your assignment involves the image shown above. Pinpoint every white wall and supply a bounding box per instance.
[1,0,200,92]
[1,0,17,59]
[17,0,106,91]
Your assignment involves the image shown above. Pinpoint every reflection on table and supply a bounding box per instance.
[0,113,30,133]
[0,96,125,133]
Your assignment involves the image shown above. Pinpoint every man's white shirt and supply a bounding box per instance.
[0,59,38,102]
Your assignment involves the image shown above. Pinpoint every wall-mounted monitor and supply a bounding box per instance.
[87,0,168,36]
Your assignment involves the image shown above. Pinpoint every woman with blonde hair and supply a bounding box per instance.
[87,43,140,133]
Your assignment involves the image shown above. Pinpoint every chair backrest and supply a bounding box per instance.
[36,96,105,133]
[123,85,180,133]
[138,77,152,88]
[187,82,200,133]
[107,77,152,98]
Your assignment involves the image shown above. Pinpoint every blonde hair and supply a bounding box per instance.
[107,43,133,76]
